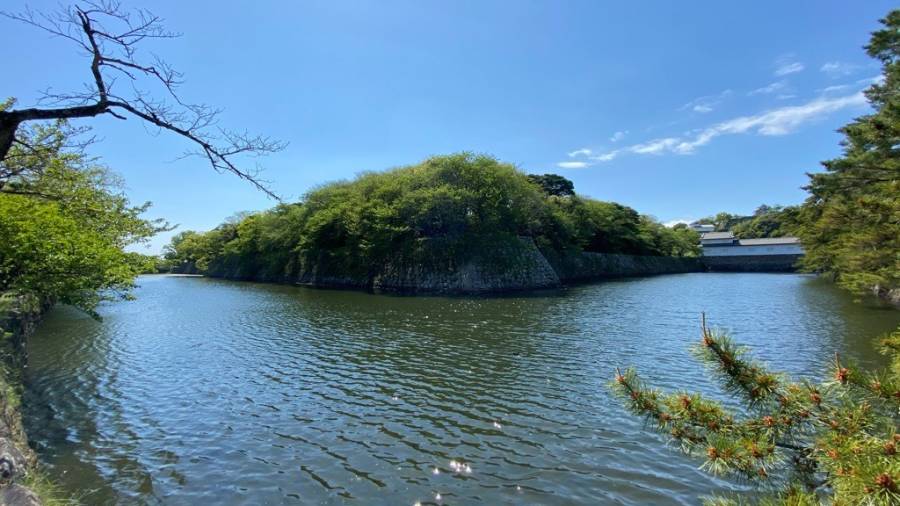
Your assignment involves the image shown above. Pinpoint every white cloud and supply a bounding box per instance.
[820,61,859,77]
[774,54,805,76]
[663,218,694,227]
[556,161,589,169]
[818,84,853,94]
[744,92,866,135]
[580,91,867,164]
[678,91,866,150]
[567,148,592,157]
[775,62,804,76]
[749,80,788,96]
[857,75,885,86]
[679,90,732,114]
[609,130,628,142]
[630,137,680,155]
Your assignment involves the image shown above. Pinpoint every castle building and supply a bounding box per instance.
[698,231,804,272]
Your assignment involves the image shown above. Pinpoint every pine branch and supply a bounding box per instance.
[693,314,784,408]
[612,368,784,482]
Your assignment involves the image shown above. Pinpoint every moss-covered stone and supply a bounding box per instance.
[0,291,47,506]
[210,236,704,293]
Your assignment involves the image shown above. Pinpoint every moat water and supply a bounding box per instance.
[23,274,900,505]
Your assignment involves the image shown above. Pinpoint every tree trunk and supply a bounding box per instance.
[0,113,21,164]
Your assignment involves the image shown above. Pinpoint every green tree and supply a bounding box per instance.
[163,231,210,274]
[581,201,648,255]
[649,220,702,257]
[797,10,900,300]
[731,206,801,239]
[289,153,547,278]
[612,316,900,505]
[0,120,164,316]
[697,212,745,232]
[162,153,699,284]
[527,173,576,197]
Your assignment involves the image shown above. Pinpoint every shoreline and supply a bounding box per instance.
[0,291,51,505]
[191,241,706,295]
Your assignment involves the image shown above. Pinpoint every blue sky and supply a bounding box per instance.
[4,1,893,253]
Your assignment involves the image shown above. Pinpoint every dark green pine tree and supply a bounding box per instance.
[611,315,900,505]
[798,10,900,301]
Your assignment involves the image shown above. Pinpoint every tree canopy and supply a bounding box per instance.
[693,205,801,239]
[794,10,900,300]
[527,173,576,197]
[162,154,699,280]
[0,116,164,316]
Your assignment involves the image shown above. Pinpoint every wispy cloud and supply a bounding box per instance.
[818,84,853,94]
[820,61,859,78]
[749,80,789,96]
[560,133,627,165]
[593,152,618,162]
[631,137,680,154]
[557,91,867,168]
[567,148,592,157]
[556,161,589,169]
[679,90,732,113]
[857,75,885,86]
[775,62,804,76]
[670,92,865,152]
[774,54,805,76]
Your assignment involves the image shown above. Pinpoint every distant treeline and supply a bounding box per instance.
[156,10,900,302]
[694,205,801,239]
[161,154,700,280]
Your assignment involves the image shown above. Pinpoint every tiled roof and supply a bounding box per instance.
[737,237,801,246]
[700,232,735,240]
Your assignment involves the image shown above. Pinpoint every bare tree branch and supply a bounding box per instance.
[0,1,285,198]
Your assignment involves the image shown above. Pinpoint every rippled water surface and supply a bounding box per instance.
[23,274,900,505]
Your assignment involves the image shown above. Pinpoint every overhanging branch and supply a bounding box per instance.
[0,1,285,198]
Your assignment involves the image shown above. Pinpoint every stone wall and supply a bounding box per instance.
[372,237,561,293]
[547,251,704,282]
[701,254,802,272]
[295,237,562,293]
[274,239,703,293]
[0,292,46,505]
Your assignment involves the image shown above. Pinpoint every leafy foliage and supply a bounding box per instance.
[731,206,802,240]
[527,173,575,197]
[795,11,900,299]
[695,211,752,232]
[612,316,900,505]
[0,118,164,316]
[163,154,699,278]
[696,205,801,239]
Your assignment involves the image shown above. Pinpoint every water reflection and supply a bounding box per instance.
[23,273,900,505]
